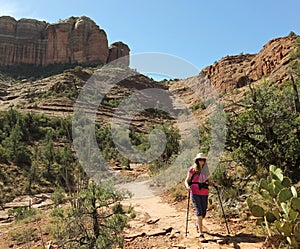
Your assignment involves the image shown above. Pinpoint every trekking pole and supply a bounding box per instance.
[185,190,191,236]
[214,186,230,235]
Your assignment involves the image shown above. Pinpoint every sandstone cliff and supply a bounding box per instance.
[201,35,297,93]
[0,16,130,67]
[107,41,130,65]
[168,35,298,120]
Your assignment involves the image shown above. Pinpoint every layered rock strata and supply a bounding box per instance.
[202,36,297,93]
[0,16,130,67]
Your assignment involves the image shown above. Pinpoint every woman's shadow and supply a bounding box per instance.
[204,231,265,248]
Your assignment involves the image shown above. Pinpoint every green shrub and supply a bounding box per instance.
[191,102,205,111]
[8,206,37,221]
[8,227,36,244]
[170,184,187,201]
[51,187,66,206]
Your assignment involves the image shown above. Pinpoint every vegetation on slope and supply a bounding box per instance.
[1,37,300,248]
[184,37,300,248]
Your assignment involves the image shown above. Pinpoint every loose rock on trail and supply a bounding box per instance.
[122,183,266,249]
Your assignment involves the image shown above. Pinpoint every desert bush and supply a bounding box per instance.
[51,187,66,206]
[8,227,36,245]
[51,181,132,249]
[8,206,37,221]
[191,101,205,111]
[169,183,187,201]
[226,82,300,181]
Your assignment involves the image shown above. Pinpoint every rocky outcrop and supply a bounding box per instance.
[0,16,48,65]
[249,36,296,83]
[0,16,130,67]
[201,35,298,93]
[45,16,109,65]
[202,54,255,93]
[167,35,299,124]
[107,41,130,65]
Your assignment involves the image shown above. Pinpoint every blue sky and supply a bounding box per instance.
[1,0,300,77]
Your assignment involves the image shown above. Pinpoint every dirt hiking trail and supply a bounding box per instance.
[122,183,265,249]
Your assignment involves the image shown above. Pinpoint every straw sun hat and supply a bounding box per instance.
[193,153,207,161]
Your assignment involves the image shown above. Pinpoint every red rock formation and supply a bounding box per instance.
[0,16,48,65]
[0,16,130,67]
[107,41,130,66]
[249,36,296,83]
[45,16,109,65]
[202,54,255,94]
[202,36,298,93]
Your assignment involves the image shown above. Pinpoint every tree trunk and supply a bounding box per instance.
[90,196,100,249]
[291,74,300,113]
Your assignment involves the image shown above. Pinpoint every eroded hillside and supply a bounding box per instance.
[169,35,298,110]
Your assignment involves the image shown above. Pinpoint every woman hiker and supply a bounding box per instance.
[184,152,217,240]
